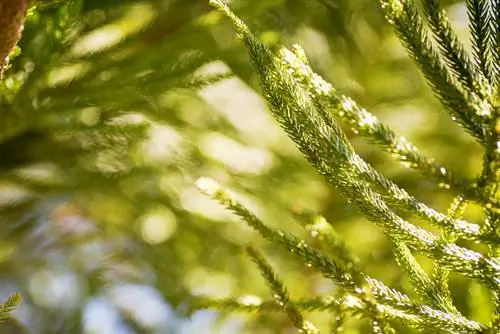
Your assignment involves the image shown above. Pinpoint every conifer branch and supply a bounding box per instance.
[432,196,467,313]
[196,275,486,332]
[280,45,499,228]
[293,211,463,325]
[472,0,500,307]
[282,45,473,197]
[390,239,459,314]
[197,175,490,332]
[196,177,357,288]
[379,0,488,141]
[329,291,347,334]
[207,1,500,288]
[343,174,500,289]
[493,0,500,82]
[0,0,82,144]
[294,211,361,278]
[421,0,486,96]
[466,0,496,83]
[281,46,489,245]
[478,147,500,257]
[0,292,22,322]
[208,1,500,331]
[482,210,500,320]
[195,296,355,314]
[194,296,288,312]
[198,294,485,333]
[366,278,486,333]
[246,246,319,334]
[370,317,395,334]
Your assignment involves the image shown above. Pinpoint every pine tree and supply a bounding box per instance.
[195,0,500,332]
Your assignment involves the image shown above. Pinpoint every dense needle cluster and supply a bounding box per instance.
[199,0,500,332]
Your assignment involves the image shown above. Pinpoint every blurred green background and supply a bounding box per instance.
[0,0,489,333]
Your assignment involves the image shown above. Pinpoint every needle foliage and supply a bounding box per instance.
[198,0,500,332]
[0,0,499,332]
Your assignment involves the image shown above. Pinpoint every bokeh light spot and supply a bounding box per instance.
[140,207,177,244]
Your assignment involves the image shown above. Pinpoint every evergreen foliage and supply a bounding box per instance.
[0,0,241,331]
[0,292,22,322]
[196,0,500,332]
[0,0,499,332]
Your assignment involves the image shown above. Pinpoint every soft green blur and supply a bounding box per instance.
[0,0,489,333]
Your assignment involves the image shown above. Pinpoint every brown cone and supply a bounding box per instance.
[0,0,28,71]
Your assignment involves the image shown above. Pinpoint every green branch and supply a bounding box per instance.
[246,247,319,334]
[422,0,485,96]
[380,0,489,141]
[197,176,488,332]
[466,0,495,83]
[0,293,22,323]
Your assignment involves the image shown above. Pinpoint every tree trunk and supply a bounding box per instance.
[0,0,28,71]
